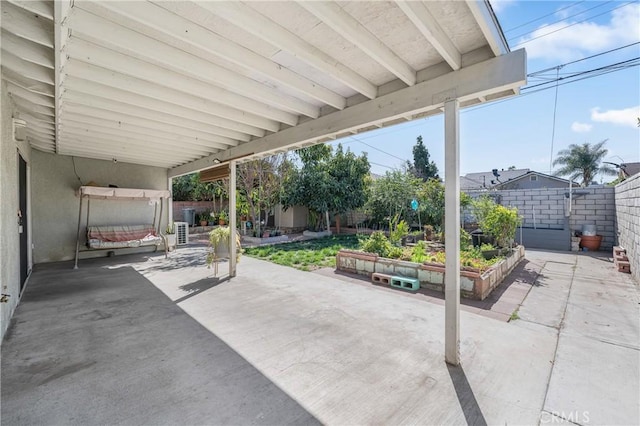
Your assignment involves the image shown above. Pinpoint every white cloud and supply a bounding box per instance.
[571,121,592,133]
[491,0,516,13]
[516,3,640,61]
[591,106,640,128]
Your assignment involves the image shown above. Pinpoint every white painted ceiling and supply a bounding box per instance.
[1,0,515,171]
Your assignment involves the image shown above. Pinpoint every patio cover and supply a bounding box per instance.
[1,0,526,365]
[1,0,524,171]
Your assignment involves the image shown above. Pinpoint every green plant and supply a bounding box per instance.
[165,223,175,234]
[360,231,394,257]
[510,309,520,321]
[388,246,403,259]
[218,210,229,221]
[472,196,496,227]
[410,240,428,263]
[482,205,522,248]
[206,226,242,267]
[480,242,496,251]
[390,219,409,244]
[460,228,472,250]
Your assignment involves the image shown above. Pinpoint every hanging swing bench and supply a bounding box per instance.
[74,186,171,269]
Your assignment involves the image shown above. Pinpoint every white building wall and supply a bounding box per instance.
[31,151,169,263]
[274,205,308,228]
[1,81,32,340]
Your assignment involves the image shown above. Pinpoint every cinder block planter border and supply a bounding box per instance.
[242,235,289,245]
[336,246,525,300]
[302,230,332,238]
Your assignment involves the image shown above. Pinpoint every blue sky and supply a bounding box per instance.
[331,1,640,182]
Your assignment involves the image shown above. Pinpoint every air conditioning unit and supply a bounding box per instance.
[175,222,189,245]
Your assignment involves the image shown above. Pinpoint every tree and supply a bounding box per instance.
[552,140,616,186]
[365,170,422,226]
[172,173,219,201]
[416,179,471,231]
[406,135,439,181]
[508,165,516,170]
[237,155,288,236]
[282,144,370,232]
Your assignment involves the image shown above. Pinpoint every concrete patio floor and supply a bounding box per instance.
[2,246,638,425]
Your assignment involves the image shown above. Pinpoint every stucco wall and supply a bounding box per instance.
[1,81,32,340]
[615,174,640,282]
[31,151,169,263]
[274,205,309,228]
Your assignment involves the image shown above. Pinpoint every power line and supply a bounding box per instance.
[463,60,639,114]
[508,1,613,41]
[348,134,407,162]
[512,1,634,48]
[528,41,640,76]
[504,1,586,33]
[369,161,395,170]
[523,57,640,91]
[338,118,429,144]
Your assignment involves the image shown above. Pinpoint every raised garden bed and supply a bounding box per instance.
[336,245,525,300]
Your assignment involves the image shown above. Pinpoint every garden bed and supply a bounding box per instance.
[336,245,525,300]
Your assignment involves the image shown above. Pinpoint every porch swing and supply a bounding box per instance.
[73,186,171,269]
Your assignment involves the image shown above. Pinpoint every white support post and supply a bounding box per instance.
[168,176,173,228]
[229,160,237,277]
[444,99,460,365]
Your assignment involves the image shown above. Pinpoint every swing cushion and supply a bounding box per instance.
[87,224,162,249]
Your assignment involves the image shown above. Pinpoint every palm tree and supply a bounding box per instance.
[552,140,616,187]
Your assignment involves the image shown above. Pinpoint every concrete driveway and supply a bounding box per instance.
[2,246,638,425]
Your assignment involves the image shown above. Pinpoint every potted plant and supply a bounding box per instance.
[208,211,217,226]
[206,226,242,275]
[164,223,176,250]
[199,212,209,227]
[218,210,228,226]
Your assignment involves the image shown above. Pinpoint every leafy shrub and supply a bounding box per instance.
[390,220,409,244]
[411,240,428,263]
[472,196,496,226]
[388,246,403,259]
[460,228,472,250]
[480,243,496,251]
[360,231,393,257]
[483,205,522,248]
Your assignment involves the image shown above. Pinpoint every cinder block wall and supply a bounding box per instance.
[466,188,566,229]
[569,186,616,251]
[615,174,640,282]
[465,186,616,251]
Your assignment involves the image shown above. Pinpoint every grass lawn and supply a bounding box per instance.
[244,235,361,271]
